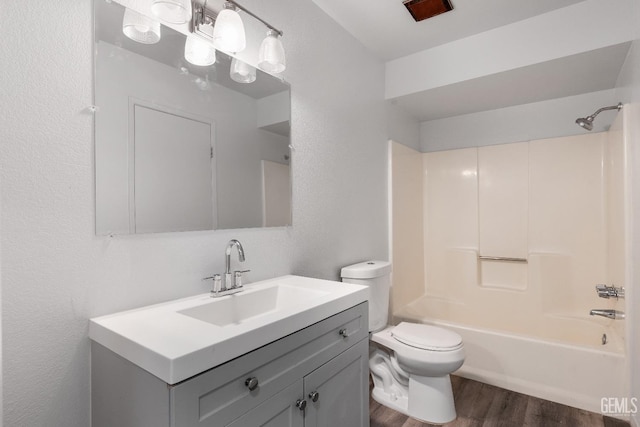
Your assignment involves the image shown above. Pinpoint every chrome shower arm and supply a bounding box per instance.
[589,103,622,119]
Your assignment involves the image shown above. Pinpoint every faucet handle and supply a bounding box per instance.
[203,274,222,294]
[233,270,250,288]
[595,284,625,299]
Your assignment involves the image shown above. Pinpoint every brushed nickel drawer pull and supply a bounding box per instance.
[245,377,259,391]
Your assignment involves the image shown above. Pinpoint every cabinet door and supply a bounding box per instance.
[303,339,369,427]
[226,380,304,427]
[172,303,368,427]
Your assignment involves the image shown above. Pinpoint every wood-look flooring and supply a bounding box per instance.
[370,376,631,427]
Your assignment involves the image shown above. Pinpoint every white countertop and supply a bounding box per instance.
[89,275,368,384]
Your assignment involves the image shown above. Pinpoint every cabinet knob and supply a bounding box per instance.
[296,399,307,411]
[339,328,348,338]
[245,377,259,391]
[308,391,319,402]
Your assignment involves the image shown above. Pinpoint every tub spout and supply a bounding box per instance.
[589,309,625,320]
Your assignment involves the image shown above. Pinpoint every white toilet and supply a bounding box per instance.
[341,261,465,425]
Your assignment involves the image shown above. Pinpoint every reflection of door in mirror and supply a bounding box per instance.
[262,160,291,227]
[132,104,216,233]
[94,0,292,235]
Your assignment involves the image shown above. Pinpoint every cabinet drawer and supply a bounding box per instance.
[171,302,368,427]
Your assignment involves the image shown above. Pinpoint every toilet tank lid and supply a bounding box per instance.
[341,261,392,279]
[391,322,462,351]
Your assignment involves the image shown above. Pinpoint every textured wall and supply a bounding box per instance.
[615,36,640,427]
[420,89,620,152]
[0,1,389,426]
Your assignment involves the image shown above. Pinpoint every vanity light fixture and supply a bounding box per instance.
[192,0,286,74]
[151,0,192,25]
[184,34,216,66]
[230,58,256,83]
[122,8,161,44]
[258,29,286,73]
[212,2,246,53]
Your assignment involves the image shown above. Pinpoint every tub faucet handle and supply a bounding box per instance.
[595,284,624,299]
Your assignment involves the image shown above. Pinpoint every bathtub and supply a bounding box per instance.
[395,297,627,417]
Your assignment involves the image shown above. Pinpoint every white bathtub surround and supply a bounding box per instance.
[390,122,629,414]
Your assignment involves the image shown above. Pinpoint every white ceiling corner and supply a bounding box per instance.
[311,0,588,61]
[311,0,632,122]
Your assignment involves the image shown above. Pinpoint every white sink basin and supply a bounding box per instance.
[89,275,367,384]
[178,284,330,327]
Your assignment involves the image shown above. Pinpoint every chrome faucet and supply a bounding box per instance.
[589,309,625,320]
[204,239,249,298]
[225,239,246,289]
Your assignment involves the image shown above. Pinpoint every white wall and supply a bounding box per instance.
[615,29,640,427]
[256,91,290,130]
[386,103,421,151]
[0,1,391,426]
[420,89,619,152]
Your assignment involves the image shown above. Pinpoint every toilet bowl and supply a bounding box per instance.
[341,261,465,424]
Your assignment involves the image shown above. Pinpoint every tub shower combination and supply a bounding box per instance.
[390,105,628,415]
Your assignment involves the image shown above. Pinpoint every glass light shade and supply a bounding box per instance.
[212,3,246,53]
[184,35,216,66]
[230,58,256,83]
[258,29,286,73]
[122,8,161,44]
[151,0,191,25]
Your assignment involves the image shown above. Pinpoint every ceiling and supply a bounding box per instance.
[311,0,586,61]
[393,42,631,121]
[312,0,631,123]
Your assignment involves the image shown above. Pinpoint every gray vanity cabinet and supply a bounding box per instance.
[227,381,305,427]
[92,302,369,427]
[227,338,369,427]
[303,339,369,427]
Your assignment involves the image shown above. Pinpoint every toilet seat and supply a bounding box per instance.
[391,322,463,352]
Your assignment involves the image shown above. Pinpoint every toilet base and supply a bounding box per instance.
[371,373,456,424]
[370,347,457,425]
[409,374,456,424]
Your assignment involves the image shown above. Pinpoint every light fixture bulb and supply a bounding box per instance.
[184,35,216,66]
[230,58,256,83]
[258,29,286,73]
[151,0,191,25]
[212,2,246,53]
[122,8,161,44]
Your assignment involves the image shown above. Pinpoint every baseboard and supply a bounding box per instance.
[456,366,606,416]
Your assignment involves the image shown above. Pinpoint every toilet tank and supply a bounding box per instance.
[341,261,392,332]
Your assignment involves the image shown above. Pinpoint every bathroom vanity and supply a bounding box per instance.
[90,276,369,427]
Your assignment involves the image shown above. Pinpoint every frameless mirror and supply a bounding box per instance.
[94,0,291,235]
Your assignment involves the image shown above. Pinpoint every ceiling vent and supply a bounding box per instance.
[403,0,453,22]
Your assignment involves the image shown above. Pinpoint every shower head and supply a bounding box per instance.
[575,116,594,131]
[575,103,622,131]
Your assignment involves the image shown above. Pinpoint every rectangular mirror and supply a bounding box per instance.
[94,0,291,235]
